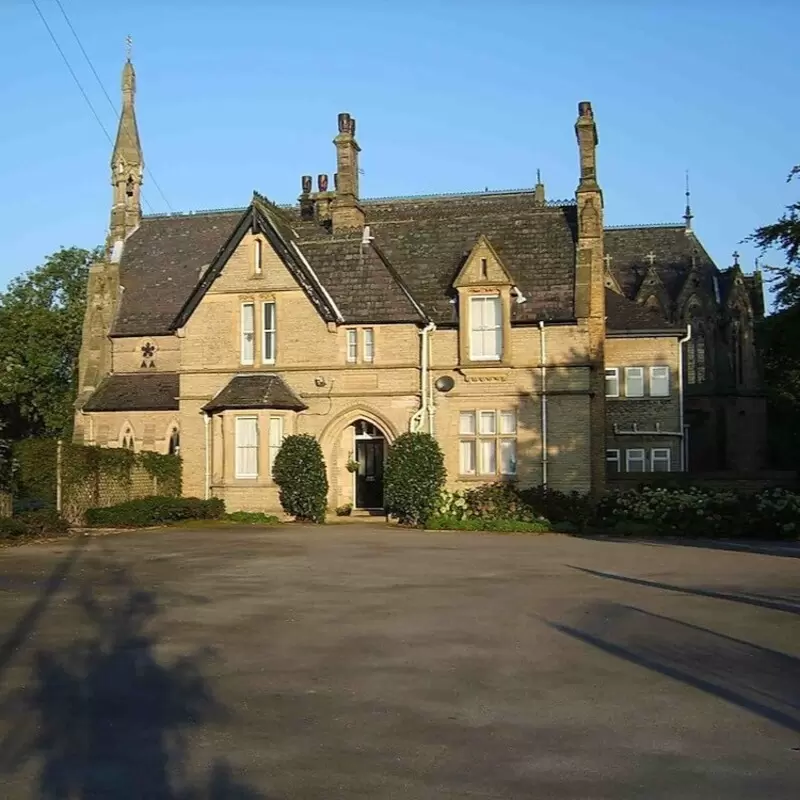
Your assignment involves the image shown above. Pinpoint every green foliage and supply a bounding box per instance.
[15,509,70,537]
[335,503,353,517]
[0,431,12,493]
[138,451,183,494]
[272,434,328,523]
[0,246,100,437]
[426,515,550,533]
[384,432,446,526]
[226,511,280,525]
[518,486,595,531]
[85,496,225,528]
[0,517,28,539]
[13,439,59,506]
[597,486,800,540]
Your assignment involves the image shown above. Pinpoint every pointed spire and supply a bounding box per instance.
[109,41,143,245]
[534,168,546,206]
[683,169,693,233]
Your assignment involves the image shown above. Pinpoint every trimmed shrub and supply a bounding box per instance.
[272,434,328,523]
[15,509,70,537]
[385,432,446,526]
[335,503,353,517]
[427,515,550,534]
[85,496,225,528]
[0,517,28,539]
[518,486,595,531]
[226,511,280,525]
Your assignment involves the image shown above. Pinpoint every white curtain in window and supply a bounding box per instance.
[235,417,258,478]
[363,328,375,362]
[459,440,476,474]
[470,296,502,360]
[499,439,516,474]
[241,304,255,364]
[479,438,496,474]
[262,302,276,363]
[269,416,284,473]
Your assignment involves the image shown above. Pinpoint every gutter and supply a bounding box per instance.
[414,321,436,433]
[539,321,548,489]
[678,324,692,470]
[203,413,211,500]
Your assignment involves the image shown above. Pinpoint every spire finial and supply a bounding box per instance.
[125,34,132,62]
[732,250,740,267]
[536,168,542,185]
[533,168,546,206]
[684,169,693,232]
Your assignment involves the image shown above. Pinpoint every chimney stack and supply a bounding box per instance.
[331,112,365,232]
[575,101,600,193]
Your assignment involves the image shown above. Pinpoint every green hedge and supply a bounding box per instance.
[385,432,446,526]
[0,509,70,540]
[427,515,550,533]
[85,496,225,528]
[225,511,280,525]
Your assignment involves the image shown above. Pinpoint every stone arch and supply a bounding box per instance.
[164,418,180,455]
[318,404,400,451]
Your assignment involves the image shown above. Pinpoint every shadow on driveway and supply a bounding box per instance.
[0,551,268,799]
[547,602,800,733]
[567,564,800,616]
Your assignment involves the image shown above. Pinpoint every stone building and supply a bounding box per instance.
[74,58,764,512]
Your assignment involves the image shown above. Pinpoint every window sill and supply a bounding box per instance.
[457,474,518,482]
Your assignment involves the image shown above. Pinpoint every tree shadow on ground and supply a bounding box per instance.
[567,564,800,616]
[0,557,268,799]
[546,602,800,733]
[573,535,800,559]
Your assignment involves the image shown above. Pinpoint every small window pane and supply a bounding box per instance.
[499,411,516,434]
[363,328,374,362]
[346,329,357,362]
[606,449,621,474]
[262,301,275,363]
[650,366,670,397]
[479,411,496,435]
[460,440,476,474]
[235,417,258,478]
[268,416,284,473]
[499,439,516,475]
[605,368,619,398]
[626,449,646,473]
[459,411,476,435]
[625,367,644,397]
[479,438,496,475]
[651,448,671,472]
[254,239,262,274]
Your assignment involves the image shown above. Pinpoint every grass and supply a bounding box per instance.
[425,515,551,534]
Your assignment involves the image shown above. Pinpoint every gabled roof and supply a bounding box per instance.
[605,289,683,335]
[604,224,717,304]
[202,373,307,413]
[82,373,179,412]
[108,189,580,337]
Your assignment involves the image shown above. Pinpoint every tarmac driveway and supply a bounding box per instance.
[0,525,798,798]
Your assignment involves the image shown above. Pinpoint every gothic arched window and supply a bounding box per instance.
[121,427,135,450]
[686,320,706,385]
[168,428,180,456]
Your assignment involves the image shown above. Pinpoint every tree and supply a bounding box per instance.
[0,246,99,438]
[750,165,800,467]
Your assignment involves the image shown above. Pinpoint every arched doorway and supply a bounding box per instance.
[352,419,385,510]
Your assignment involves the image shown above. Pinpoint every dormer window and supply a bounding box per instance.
[469,295,502,361]
[480,258,488,280]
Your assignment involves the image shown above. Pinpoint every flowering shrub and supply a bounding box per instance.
[598,486,800,540]
[436,483,548,525]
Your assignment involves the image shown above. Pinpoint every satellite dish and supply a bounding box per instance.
[435,375,455,393]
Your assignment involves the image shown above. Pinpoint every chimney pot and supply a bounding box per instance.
[578,101,593,118]
[337,112,355,135]
[318,174,329,192]
[302,175,312,194]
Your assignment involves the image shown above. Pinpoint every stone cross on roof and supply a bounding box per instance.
[645,251,656,265]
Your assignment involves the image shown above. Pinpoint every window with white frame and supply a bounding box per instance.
[459,409,517,476]
[363,328,375,363]
[241,302,255,365]
[650,366,670,397]
[235,416,259,478]
[625,448,646,472]
[605,368,620,398]
[254,238,263,275]
[268,416,284,474]
[262,301,276,364]
[624,367,644,397]
[606,449,621,474]
[469,295,502,361]
[346,329,358,363]
[650,448,671,472]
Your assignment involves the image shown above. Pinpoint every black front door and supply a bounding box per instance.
[355,439,384,509]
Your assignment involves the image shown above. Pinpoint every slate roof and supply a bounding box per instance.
[112,210,243,336]
[82,373,179,412]
[202,373,307,414]
[605,289,683,335]
[604,224,717,304]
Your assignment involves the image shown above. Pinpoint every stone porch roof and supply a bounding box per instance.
[202,374,307,414]
[81,373,179,412]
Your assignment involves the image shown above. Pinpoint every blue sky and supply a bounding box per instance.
[1,0,798,308]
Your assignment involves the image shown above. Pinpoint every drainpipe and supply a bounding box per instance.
[427,323,437,434]
[539,321,548,489]
[678,324,692,471]
[203,413,211,500]
[419,321,435,433]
